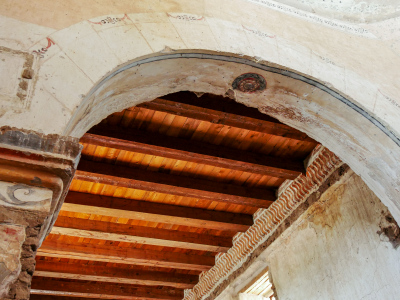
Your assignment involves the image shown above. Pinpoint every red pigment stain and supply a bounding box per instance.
[4,228,17,235]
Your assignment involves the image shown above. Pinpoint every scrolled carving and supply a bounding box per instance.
[3,184,35,205]
[0,182,52,212]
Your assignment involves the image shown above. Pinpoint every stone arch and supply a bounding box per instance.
[1,11,399,222]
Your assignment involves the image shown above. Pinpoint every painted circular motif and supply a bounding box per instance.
[232,73,267,93]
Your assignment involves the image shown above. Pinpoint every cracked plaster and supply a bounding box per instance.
[216,170,400,300]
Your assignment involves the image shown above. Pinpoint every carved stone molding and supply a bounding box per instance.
[0,127,81,240]
[0,128,81,299]
[183,145,343,300]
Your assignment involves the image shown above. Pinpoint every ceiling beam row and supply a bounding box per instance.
[52,216,232,252]
[63,191,253,232]
[137,98,313,142]
[34,95,316,300]
[31,277,184,299]
[38,240,214,271]
[76,159,276,208]
[35,260,197,289]
[84,125,305,179]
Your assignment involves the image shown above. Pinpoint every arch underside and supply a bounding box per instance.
[63,54,400,228]
[1,6,399,228]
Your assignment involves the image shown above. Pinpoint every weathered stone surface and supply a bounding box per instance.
[0,127,81,163]
[0,129,80,299]
[0,47,34,111]
[215,169,400,300]
[0,206,48,300]
[0,224,25,299]
[266,171,400,299]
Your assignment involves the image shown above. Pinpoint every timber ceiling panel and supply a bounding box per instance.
[33,91,318,300]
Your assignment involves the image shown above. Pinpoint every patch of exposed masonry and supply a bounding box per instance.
[377,211,400,249]
[0,47,34,110]
[204,165,350,300]
[0,205,46,300]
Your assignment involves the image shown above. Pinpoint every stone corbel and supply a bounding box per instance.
[0,127,81,299]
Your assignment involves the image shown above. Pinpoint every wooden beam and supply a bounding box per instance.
[31,277,184,300]
[38,240,214,271]
[63,191,253,232]
[52,216,232,252]
[35,261,198,289]
[84,126,305,179]
[31,296,114,300]
[76,159,276,208]
[31,297,123,300]
[137,98,314,142]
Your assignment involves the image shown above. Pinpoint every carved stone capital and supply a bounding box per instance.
[0,127,81,299]
[0,127,81,238]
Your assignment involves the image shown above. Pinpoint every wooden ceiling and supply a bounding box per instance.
[31,91,318,300]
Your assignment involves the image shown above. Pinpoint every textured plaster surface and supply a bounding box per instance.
[267,171,400,300]
[0,52,25,104]
[0,2,399,133]
[0,224,25,298]
[250,0,400,23]
[217,171,400,300]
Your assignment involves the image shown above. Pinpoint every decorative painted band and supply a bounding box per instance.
[183,145,342,300]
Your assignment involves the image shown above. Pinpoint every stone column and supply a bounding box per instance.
[0,128,81,299]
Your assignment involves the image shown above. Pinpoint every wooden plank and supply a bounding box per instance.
[62,191,253,232]
[38,240,214,271]
[31,296,127,300]
[75,159,276,208]
[52,216,232,252]
[137,98,314,142]
[34,261,198,289]
[85,126,305,179]
[31,277,184,300]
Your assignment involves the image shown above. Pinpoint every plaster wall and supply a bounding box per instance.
[0,1,400,226]
[0,0,399,135]
[221,170,400,300]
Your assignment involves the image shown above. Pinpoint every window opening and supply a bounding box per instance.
[240,267,276,300]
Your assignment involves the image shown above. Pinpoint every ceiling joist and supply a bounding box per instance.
[62,191,253,232]
[84,126,305,179]
[76,159,276,208]
[53,216,232,252]
[31,277,184,300]
[137,98,314,142]
[38,240,215,271]
[35,261,198,289]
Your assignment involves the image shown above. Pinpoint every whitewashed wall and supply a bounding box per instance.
[219,170,400,300]
[268,171,400,299]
